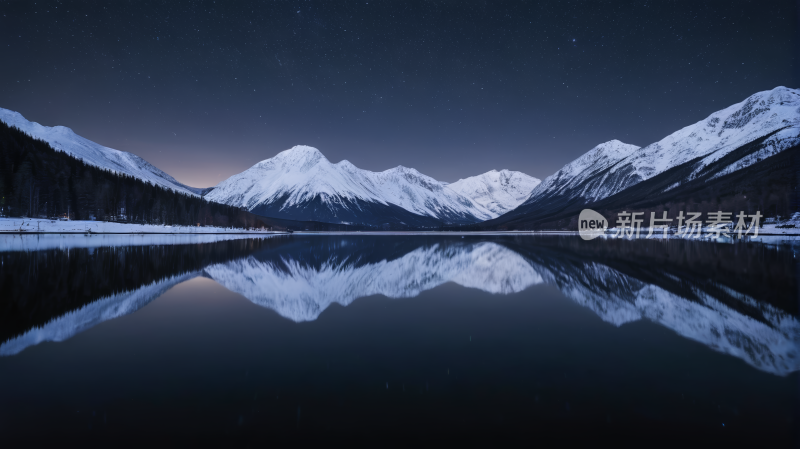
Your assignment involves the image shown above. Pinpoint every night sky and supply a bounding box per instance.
[1,1,796,188]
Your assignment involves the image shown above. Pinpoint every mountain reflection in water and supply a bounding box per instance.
[1,235,798,376]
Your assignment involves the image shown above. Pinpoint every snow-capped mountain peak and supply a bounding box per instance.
[205,146,496,224]
[521,139,640,206]
[621,86,800,183]
[335,159,359,171]
[521,86,800,210]
[272,145,326,167]
[448,169,542,216]
[0,108,202,196]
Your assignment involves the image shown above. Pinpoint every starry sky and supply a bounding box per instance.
[0,1,797,187]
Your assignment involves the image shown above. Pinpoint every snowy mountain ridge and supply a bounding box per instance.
[447,169,541,216]
[0,107,540,226]
[521,86,800,208]
[627,86,800,185]
[521,139,641,206]
[4,86,796,227]
[0,108,202,196]
[205,145,500,223]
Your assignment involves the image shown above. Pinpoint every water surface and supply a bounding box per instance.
[1,234,797,444]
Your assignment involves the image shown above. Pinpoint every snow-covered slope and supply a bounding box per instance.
[618,86,800,189]
[0,108,202,196]
[521,140,640,207]
[447,170,541,216]
[521,86,800,209]
[205,145,495,225]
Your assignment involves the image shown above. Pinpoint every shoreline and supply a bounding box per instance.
[0,231,287,235]
[1,230,798,237]
[1,216,798,237]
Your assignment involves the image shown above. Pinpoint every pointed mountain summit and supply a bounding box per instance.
[490,86,800,228]
[0,108,203,196]
[447,169,541,216]
[204,145,497,226]
[515,139,641,210]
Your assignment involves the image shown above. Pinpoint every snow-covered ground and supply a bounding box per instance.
[0,218,286,234]
[0,233,285,252]
[760,212,800,235]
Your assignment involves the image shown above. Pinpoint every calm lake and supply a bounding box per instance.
[1,234,798,445]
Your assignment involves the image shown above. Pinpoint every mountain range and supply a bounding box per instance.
[1,85,797,228]
[0,109,539,227]
[488,86,800,229]
[202,145,540,226]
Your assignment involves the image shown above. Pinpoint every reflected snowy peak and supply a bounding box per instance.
[1,236,797,376]
[526,257,800,376]
[203,238,798,375]
[204,242,543,322]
